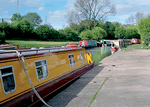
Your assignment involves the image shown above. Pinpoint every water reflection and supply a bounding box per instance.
[86,46,111,56]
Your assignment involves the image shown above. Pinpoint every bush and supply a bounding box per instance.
[137,17,150,44]
[79,30,93,40]
[92,27,107,41]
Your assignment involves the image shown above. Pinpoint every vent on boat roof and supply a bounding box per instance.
[31,48,37,49]
[39,47,45,49]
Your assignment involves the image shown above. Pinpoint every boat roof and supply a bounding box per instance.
[0,47,84,60]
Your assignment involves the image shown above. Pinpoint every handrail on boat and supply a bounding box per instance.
[0,47,83,54]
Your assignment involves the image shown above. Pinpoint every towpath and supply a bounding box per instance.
[41,47,150,107]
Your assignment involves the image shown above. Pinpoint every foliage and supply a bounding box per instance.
[23,12,42,28]
[112,22,121,28]
[64,27,79,41]
[137,17,150,45]
[125,26,140,39]
[114,26,126,39]
[79,30,93,40]
[0,22,10,39]
[104,21,115,39]
[35,24,51,40]
[92,27,107,41]
[0,31,6,43]
[10,13,22,22]
[18,19,33,38]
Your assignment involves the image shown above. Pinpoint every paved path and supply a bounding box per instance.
[41,49,150,107]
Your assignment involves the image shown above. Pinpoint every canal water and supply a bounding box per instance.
[86,46,112,65]
[86,46,111,56]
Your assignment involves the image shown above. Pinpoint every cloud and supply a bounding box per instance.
[9,0,17,3]
[3,11,8,14]
[48,10,67,22]
[38,7,44,11]
[65,0,75,10]
[117,14,130,20]
[24,0,44,7]
[0,11,8,15]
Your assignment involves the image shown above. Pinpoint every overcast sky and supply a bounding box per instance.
[0,0,149,29]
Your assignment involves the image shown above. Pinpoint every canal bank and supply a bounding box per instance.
[41,48,150,107]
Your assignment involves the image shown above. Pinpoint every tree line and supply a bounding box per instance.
[0,0,147,44]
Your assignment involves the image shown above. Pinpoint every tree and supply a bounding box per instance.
[126,26,140,39]
[18,19,33,38]
[104,21,115,39]
[137,17,150,44]
[112,22,121,28]
[79,30,93,40]
[66,0,116,29]
[10,21,21,39]
[35,24,50,40]
[23,12,42,28]
[126,12,144,25]
[0,22,12,39]
[114,26,126,39]
[92,27,107,41]
[10,13,22,22]
[64,27,79,41]
[135,12,144,24]
[0,31,6,43]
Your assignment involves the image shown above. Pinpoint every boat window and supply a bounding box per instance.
[68,54,75,68]
[35,59,48,81]
[0,65,16,94]
[80,52,84,63]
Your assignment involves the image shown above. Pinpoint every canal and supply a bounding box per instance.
[86,46,112,65]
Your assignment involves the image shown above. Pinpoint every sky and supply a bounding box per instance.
[0,0,150,29]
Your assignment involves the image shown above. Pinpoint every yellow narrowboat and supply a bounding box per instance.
[0,45,94,107]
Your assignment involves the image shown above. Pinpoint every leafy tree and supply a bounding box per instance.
[64,27,79,41]
[104,21,115,39]
[10,13,22,22]
[112,22,121,28]
[58,29,67,39]
[0,22,11,39]
[137,17,150,44]
[79,30,93,40]
[18,19,33,38]
[92,27,107,41]
[125,26,140,39]
[23,12,42,28]
[9,21,21,39]
[114,26,126,39]
[0,31,6,43]
[35,24,50,40]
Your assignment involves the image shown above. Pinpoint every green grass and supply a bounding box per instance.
[133,44,150,49]
[122,44,132,51]
[91,48,111,66]
[5,40,79,48]
[88,77,109,107]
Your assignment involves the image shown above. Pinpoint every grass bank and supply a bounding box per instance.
[91,48,111,66]
[133,44,150,49]
[6,40,79,48]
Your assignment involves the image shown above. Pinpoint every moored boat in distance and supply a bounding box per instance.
[0,45,94,107]
[79,40,97,48]
[66,43,78,48]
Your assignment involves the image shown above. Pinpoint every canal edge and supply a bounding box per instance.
[88,73,113,107]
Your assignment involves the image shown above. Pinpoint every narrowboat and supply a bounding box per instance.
[0,45,94,107]
[131,38,140,44]
[79,40,97,48]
